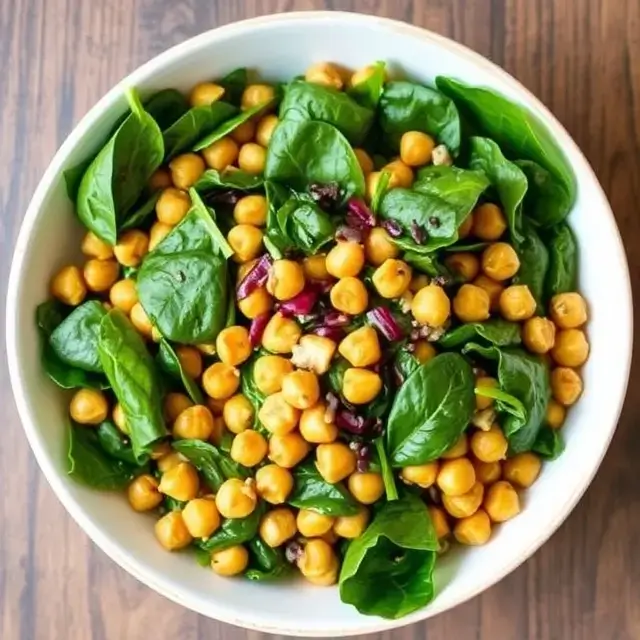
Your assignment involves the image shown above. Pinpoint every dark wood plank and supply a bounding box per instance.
[0,1,639,639]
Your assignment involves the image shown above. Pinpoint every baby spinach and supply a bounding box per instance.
[288,462,360,516]
[513,220,549,313]
[438,319,522,350]
[394,348,420,382]
[545,222,578,298]
[370,169,391,214]
[219,68,248,105]
[98,310,167,461]
[532,426,565,460]
[374,439,399,501]
[198,502,265,553]
[379,81,461,154]
[279,80,374,144]
[246,539,291,581]
[144,88,190,130]
[339,494,438,619]
[326,357,350,398]
[401,249,448,277]
[77,88,165,244]
[475,386,527,422]
[195,168,264,193]
[120,191,161,231]
[157,339,204,404]
[386,353,475,466]
[347,61,386,110]
[265,120,365,198]
[96,421,138,465]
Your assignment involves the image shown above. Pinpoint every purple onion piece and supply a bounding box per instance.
[347,198,376,228]
[324,392,339,423]
[277,288,318,317]
[410,221,427,244]
[324,312,351,327]
[382,219,402,238]
[335,225,363,243]
[285,541,303,564]
[356,445,371,472]
[367,306,404,341]
[316,280,334,295]
[236,254,272,301]
[309,182,341,209]
[312,326,344,341]
[336,411,368,434]
[248,313,270,347]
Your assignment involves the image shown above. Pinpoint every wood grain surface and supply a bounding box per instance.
[1,1,639,639]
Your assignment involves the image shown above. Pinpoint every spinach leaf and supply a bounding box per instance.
[374,438,399,501]
[49,300,107,373]
[77,88,164,244]
[64,161,93,201]
[347,61,386,110]
[435,76,576,204]
[96,421,138,465]
[438,319,522,350]
[401,249,448,277]
[288,462,360,516]
[219,68,248,105]
[195,168,264,193]
[370,169,391,215]
[279,80,374,144]
[326,357,350,397]
[468,136,527,242]
[157,339,204,404]
[197,502,265,553]
[532,426,565,460]
[545,222,578,298]
[441,241,489,253]
[339,494,438,619]
[239,355,267,430]
[387,353,475,466]
[393,348,420,382]
[475,386,527,421]
[98,310,167,461]
[163,495,187,514]
[246,539,291,581]
[379,81,461,154]
[265,120,365,199]
[144,88,190,130]
[120,191,161,231]
[513,220,549,313]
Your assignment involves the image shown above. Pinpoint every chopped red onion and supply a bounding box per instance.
[312,326,344,341]
[346,198,376,228]
[285,540,303,563]
[249,312,270,347]
[410,221,427,244]
[336,411,367,434]
[367,307,404,341]
[316,280,334,295]
[324,312,351,327]
[335,225,364,243]
[382,219,402,237]
[277,288,318,317]
[236,254,271,301]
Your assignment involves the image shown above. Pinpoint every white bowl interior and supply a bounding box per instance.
[7,12,632,637]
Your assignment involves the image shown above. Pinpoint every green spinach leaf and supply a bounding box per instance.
[144,89,190,130]
[370,169,391,214]
[120,191,161,231]
[157,339,204,404]
[347,61,386,110]
[513,220,549,313]
[96,421,138,465]
[219,68,248,105]
[195,168,264,193]
[246,539,291,581]
[374,438,399,501]
[532,426,565,460]
[544,222,578,298]
[197,502,265,553]
[393,348,420,382]
[438,319,522,349]
[474,386,527,421]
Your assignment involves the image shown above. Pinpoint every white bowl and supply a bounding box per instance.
[6,11,633,637]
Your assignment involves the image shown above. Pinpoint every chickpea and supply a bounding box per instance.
[365,171,383,202]
[298,538,338,583]
[441,434,469,459]
[127,474,162,511]
[113,403,128,434]
[216,478,257,519]
[305,62,343,89]
[233,194,267,227]
[299,402,338,444]
[163,392,193,423]
[365,227,399,266]
[428,505,451,540]
[546,399,566,429]
[83,259,119,292]
[281,370,320,410]
[316,442,356,484]
[334,507,369,539]
[157,451,184,474]
[348,472,384,504]
[297,509,334,537]
[499,285,536,321]
[207,396,226,416]
[189,82,225,107]
[329,277,369,315]
[253,354,294,395]
[453,284,491,323]
[238,287,273,319]
[148,221,173,251]
[81,231,113,260]
[266,259,306,300]
[551,367,583,406]
[69,388,108,425]
[484,480,521,522]
[482,243,520,281]
[523,317,556,354]
[445,252,480,282]
[549,292,588,329]
[503,452,542,489]
[255,464,294,504]
[50,265,87,306]
[238,143,266,175]
[241,84,276,111]
[321,529,340,546]
[221,394,253,434]
[473,459,502,485]
[411,285,451,327]
[354,147,374,175]
[342,368,382,404]
[259,507,297,548]
[471,425,508,463]
[155,511,193,550]
[400,131,435,167]
[231,429,268,467]
[227,224,263,264]
[210,415,228,446]
[475,376,498,410]
[255,114,279,147]
[262,313,302,354]
[551,329,589,367]
[109,279,138,313]
[302,254,329,281]
[113,230,149,268]
[202,137,239,171]
[268,432,310,468]
[458,213,474,240]
[338,326,381,368]
[171,348,201,381]
[383,160,414,189]
[148,167,173,191]
[473,203,507,240]
[443,481,484,519]
[182,497,221,538]
[372,259,412,298]
[453,509,492,545]
[230,119,256,144]
[173,405,214,440]
[211,545,249,576]
[258,392,301,435]
[215,325,251,367]
[169,153,205,190]
[473,274,504,312]
[326,242,365,278]
[291,334,337,375]
[437,458,476,497]
[202,362,240,400]
[156,187,191,225]
[158,462,200,501]
[400,462,439,488]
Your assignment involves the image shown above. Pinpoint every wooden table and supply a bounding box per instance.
[1,1,638,639]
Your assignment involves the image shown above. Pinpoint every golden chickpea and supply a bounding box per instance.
[156,187,191,225]
[329,277,369,315]
[233,194,267,227]
[157,451,184,474]
[299,402,338,444]
[473,203,507,240]
[159,462,200,501]
[549,292,588,329]
[130,303,153,338]
[266,259,306,300]
[428,505,451,540]
[112,403,128,434]
[441,434,469,459]
[372,258,412,298]
[437,458,476,497]
[470,426,508,463]
[297,509,334,537]
[453,509,492,545]
[482,242,520,281]
[189,82,225,107]
[411,285,451,326]
[316,442,356,484]
[230,119,256,144]
[83,259,119,292]
[338,326,381,368]
[211,545,249,576]
[253,354,294,395]
[348,472,384,504]
[484,480,521,522]
[551,367,583,406]
[155,511,193,550]
[202,137,239,171]
[238,287,273,319]
[414,340,437,364]
[383,160,414,188]
[268,432,310,468]
[400,131,435,167]
[258,392,301,435]
[305,62,343,89]
[523,317,556,354]
[291,334,337,375]
[499,285,536,321]
[262,313,302,354]
[210,415,228,446]
[453,284,491,323]
[241,84,276,111]
[202,362,240,400]
[473,274,504,312]
[148,167,173,191]
[173,405,214,440]
[458,213,474,240]
[365,227,399,266]
[551,329,589,367]
[169,153,205,190]
[298,538,338,581]
[302,254,329,281]
[113,230,149,268]
[255,114,279,147]
[127,474,162,511]
[281,370,320,410]
[227,224,263,264]
[302,559,339,586]
[221,394,253,434]
[334,507,369,539]
[353,147,374,175]
[259,508,297,547]
[321,529,340,546]
[231,429,268,467]
[503,452,542,489]
[326,241,366,279]
[238,143,266,175]
[81,231,113,260]
[443,481,484,519]
[546,399,566,429]
[365,171,383,202]
[445,253,480,283]
[215,325,251,367]
[148,221,173,251]
[172,347,201,380]
[342,368,382,404]
[163,392,193,423]
[475,376,498,410]
[216,478,257,519]
[255,464,294,504]
[206,396,226,416]
[473,459,502,485]
[109,279,138,313]
[50,265,87,306]
[400,462,439,488]
[69,388,108,425]
[182,497,221,538]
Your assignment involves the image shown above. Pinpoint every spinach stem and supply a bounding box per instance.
[375,438,399,501]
